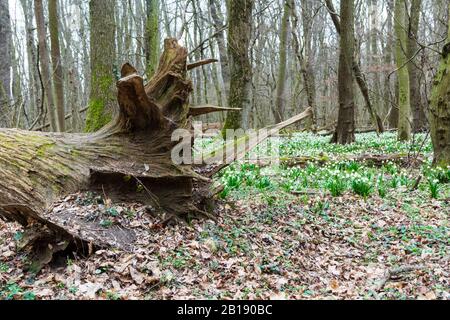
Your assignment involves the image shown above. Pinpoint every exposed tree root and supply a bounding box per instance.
[0,39,314,269]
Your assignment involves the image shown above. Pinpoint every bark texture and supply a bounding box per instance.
[0,0,12,127]
[395,0,412,141]
[222,0,254,131]
[274,0,291,123]
[209,0,230,105]
[48,0,65,132]
[331,0,355,145]
[0,39,203,263]
[85,0,117,132]
[429,6,450,167]
[324,0,384,135]
[0,39,312,268]
[35,0,58,132]
[145,0,160,78]
[408,0,426,133]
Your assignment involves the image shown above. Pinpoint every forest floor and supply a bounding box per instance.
[0,132,449,300]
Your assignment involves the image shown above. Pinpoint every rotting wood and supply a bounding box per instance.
[0,39,313,269]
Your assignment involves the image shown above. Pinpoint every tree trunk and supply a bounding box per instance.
[209,0,230,106]
[145,0,160,78]
[395,0,411,141]
[408,0,426,133]
[0,0,12,127]
[20,0,41,125]
[222,0,254,132]
[0,39,312,269]
[331,0,355,145]
[370,0,382,127]
[48,0,65,132]
[85,0,117,133]
[299,0,317,131]
[274,0,291,123]
[35,0,58,132]
[429,4,450,167]
[324,0,384,134]
[385,0,398,129]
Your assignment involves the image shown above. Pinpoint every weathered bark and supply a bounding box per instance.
[48,0,65,132]
[0,39,202,263]
[145,0,160,78]
[395,0,412,141]
[324,0,384,134]
[222,0,254,131]
[273,0,291,123]
[385,0,398,129]
[429,5,450,167]
[408,0,426,133]
[370,0,382,126]
[20,0,41,124]
[188,105,241,117]
[209,0,230,105]
[299,0,317,131]
[0,39,312,268]
[85,0,117,132]
[35,0,58,132]
[254,153,423,169]
[0,0,12,127]
[331,0,355,145]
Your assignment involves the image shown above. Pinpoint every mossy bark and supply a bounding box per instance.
[35,0,58,132]
[324,0,383,135]
[395,0,412,141]
[408,0,426,133]
[0,0,12,127]
[331,0,355,145]
[429,6,450,167]
[0,38,313,268]
[274,0,290,123]
[0,39,206,263]
[222,0,254,132]
[85,0,117,133]
[48,0,65,132]
[145,0,160,78]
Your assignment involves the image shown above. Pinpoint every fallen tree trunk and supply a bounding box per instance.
[0,39,212,265]
[247,153,424,168]
[0,39,313,268]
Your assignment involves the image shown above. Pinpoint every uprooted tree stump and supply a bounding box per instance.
[0,39,312,268]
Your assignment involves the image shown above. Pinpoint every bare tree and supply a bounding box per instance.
[85,0,117,132]
[274,0,291,123]
[395,0,411,141]
[145,0,160,78]
[408,0,426,132]
[331,0,355,144]
[48,0,65,132]
[429,3,450,167]
[223,0,254,131]
[35,0,58,132]
[0,0,12,127]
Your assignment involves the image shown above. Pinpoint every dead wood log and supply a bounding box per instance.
[245,153,424,168]
[200,108,313,177]
[0,39,314,268]
[188,104,241,117]
[0,39,210,265]
[187,59,218,71]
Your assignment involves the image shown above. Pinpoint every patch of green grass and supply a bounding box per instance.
[0,282,22,300]
[351,176,373,199]
[0,262,9,273]
[326,176,347,197]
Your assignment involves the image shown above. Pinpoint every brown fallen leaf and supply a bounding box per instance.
[129,266,145,285]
